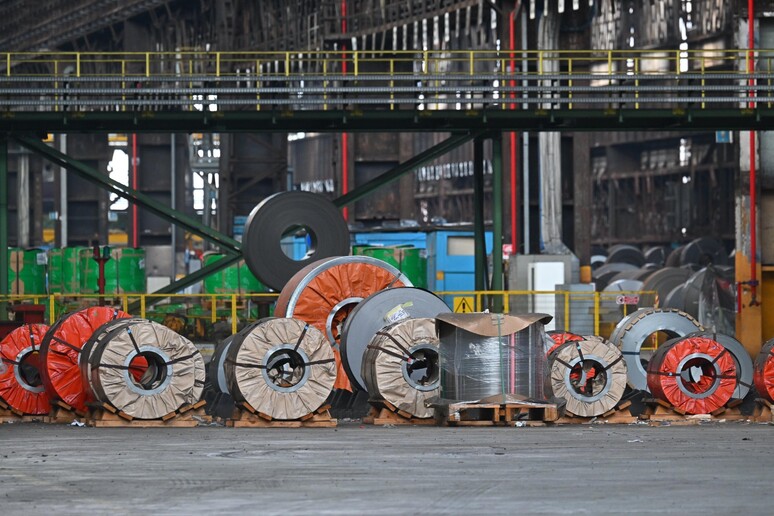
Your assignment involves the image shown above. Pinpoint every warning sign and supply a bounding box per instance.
[616,295,640,305]
[453,296,475,313]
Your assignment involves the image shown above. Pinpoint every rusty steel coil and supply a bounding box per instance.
[39,307,131,412]
[83,319,205,419]
[275,255,411,391]
[242,191,350,291]
[224,317,336,420]
[646,336,737,414]
[545,337,627,418]
[0,324,50,415]
[754,338,774,403]
[362,317,440,418]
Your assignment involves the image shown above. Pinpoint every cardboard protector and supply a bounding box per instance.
[225,318,336,420]
[435,313,552,336]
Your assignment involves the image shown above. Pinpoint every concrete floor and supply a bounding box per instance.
[0,422,772,515]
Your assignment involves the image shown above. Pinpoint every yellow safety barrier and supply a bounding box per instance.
[1,289,657,341]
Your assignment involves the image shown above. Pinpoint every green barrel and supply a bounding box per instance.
[363,246,400,269]
[47,248,64,293]
[8,248,47,295]
[115,248,146,293]
[400,247,427,289]
[204,253,267,293]
[79,247,145,294]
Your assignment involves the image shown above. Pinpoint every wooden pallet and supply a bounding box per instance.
[43,400,87,424]
[751,398,774,423]
[553,400,639,425]
[86,400,211,428]
[640,398,746,426]
[226,402,337,428]
[363,400,435,426]
[0,399,49,424]
[436,399,559,427]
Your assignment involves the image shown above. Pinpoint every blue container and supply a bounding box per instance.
[427,231,493,304]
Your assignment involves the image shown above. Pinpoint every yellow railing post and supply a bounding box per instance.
[211,295,217,324]
[54,60,59,112]
[594,292,600,335]
[354,50,359,77]
[323,58,328,110]
[121,59,126,112]
[6,53,10,76]
[285,52,290,77]
[568,57,573,110]
[389,59,394,110]
[76,53,81,77]
[635,57,640,109]
[140,295,146,319]
[231,294,238,335]
[49,295,55,324]
[216,52,221,77]
[145,52,150,77]
[123,295,129,313]
[564,291,570,331]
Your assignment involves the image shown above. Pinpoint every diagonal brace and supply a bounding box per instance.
[333,131,483,207]
[14,134,241,254]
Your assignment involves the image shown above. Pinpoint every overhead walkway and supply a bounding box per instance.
[0,48,770,131]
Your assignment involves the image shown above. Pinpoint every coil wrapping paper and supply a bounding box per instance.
[85,320,205,419]
[224,318,336,420]
[753,338,774,403]
[609,307,702,392]
[275,256,411,391]
[0,324,50,415]
[341,287,450,392]
[436,313,552,402]
[646,336,736,414]
[545,337,627,417]
[362,317,440,418]
[242,191,350,291]
[40,306,131,412]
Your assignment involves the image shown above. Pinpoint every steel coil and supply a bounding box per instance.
[546,331,583,356]
[646,336,736,414]
[545,337,627,417]
[340,287,450,391]
[242,191,350,291]
[640,267,692,305]
[224,317,336,420]
[609,308,702,392]
[275,256,411,391]
[83,320,205,419]
[687,331,753,400]
[362,317,440,418]
[0,324,50,415]
[753,338,774,403]
[39,307,131,412]
[606,245,645,267]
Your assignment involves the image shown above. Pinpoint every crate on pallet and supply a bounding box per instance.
[86,400,210,428]
[433,395,560,427]
[226,401,336,428]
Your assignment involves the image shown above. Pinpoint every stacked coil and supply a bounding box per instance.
[80,319,205,419]
[361,317,440,419]
[0,324,50,415]
[753,338,774,403]
[223,318,337,420]
[646,336,737,414]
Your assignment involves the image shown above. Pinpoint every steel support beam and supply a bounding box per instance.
[0,134,8,314]
[491,133,503,313]
[473,136,487,296]
[333,131,482,208]
[13,134,241,254]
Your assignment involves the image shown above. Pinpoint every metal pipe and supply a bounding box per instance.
[521,5,530,254]
[748,0,759,305]
[492,133,504,313]
[473,136,486,296]
[509,6,519,256]
[59,134,67,246]
[17,150,28,248]
[170,133,176,280]
[341,0,349,222]
[131,133,138,248]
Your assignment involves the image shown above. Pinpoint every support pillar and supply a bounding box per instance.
[491,133,504,312]
[473,136,486,295]
[573,132,592,282]
[0,135,8,314]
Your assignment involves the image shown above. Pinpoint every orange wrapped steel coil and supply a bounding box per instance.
[546,331,583,356]
[753,338,774,403]
[275,256,411,391]
[39,306,130,412]
[0,324,50,415]
[646,336,737,414]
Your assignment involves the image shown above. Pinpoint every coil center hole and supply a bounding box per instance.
[406,347,439,387]
[18,350,43,388]
[569,359,606,397]
[130,352,167,392]
[265,349,306,388]
[678,357,716,394]
[281,225,317,261]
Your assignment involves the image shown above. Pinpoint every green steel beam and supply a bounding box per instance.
[13,134,241,254]
[127,252,242,312]
[491,133,504,313]
[0,109,771,133]
[0,134,7,316]
[333,131,482,208]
